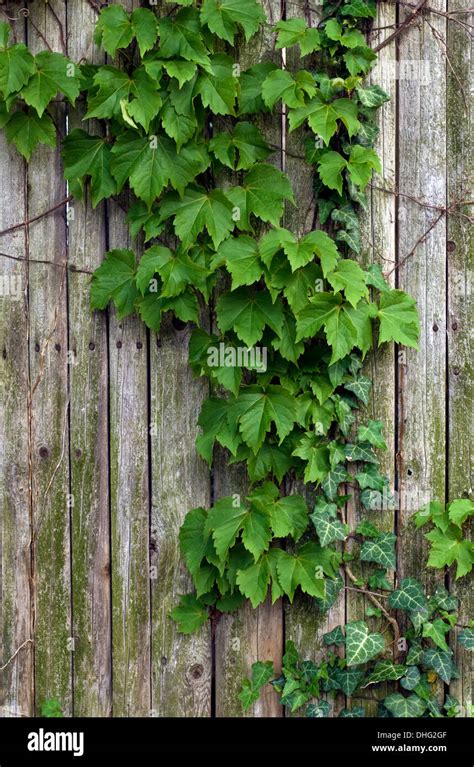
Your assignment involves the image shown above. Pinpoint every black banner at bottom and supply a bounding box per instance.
[0,716,472,764]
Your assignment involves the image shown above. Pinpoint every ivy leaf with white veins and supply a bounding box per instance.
[4,109,56,161]
[275,19,321,55]
[111,134,210,207]
[0,40,35,98]
[62,129,116,208]
[160,186,233,249]
[344,375,372,405]
[200,0,266,43]
[458,628,474,650]
[326,259,368,308]
[209,121,272,170]
[323,626,346,646]
[231,385,298,453]
[215,235,263,288]
[262,68,316,109]
[383,693,427,718]
[364,661,406,686]
[345,621,385,666]
[321,464,349,500]
[237,164,295,226]
[90,248,139,319]
[311,506,348,546]
[289,96,360,146]
[170,594,208,634]
[158,9,212,72]
[357,419,387,449]
[400,666,421,691]
[356,84,390,108]
[422,649,456,684]
[360,532,396,570]
[216,287,284,347]
[388,578,428,613]
[22,51,82,117]
[195,53,238,115]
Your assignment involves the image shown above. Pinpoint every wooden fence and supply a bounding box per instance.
[0,0,472,717]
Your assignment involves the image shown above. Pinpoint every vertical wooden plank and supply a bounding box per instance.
[106,0,151,718]
[26,0,72,714]
[150,323,212,717]
[214,0,284,718]
[446,1,473,717]
[345,4,398,716]
[0,2,34,719]
[397,2,447,588]
[281,0,346,717]
[67,0,111,717]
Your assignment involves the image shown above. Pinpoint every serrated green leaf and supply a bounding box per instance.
[378,289,420,348]
[217,288,284,346]
[160,186,233,249]
[4,108,56,161]
[170,594,209,633]
[22,51,82,117]
[62,129,116,207]
[200,0,266,43]
[0,42,35,98]
[90,249,139,319]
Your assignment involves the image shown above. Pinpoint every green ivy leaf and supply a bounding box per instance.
[90,249,139,319]
[422,648,456,684]
[422,619,451,652]
[276,542,339,601]
[62,129,116,207]
[326,259,368,307]
[236,555,271,607]
[360,532,396,569]
[365,660,406,685]
[292,432,330,484]
[232,385,298,453]
[317,150,347,195]
[323,626,346,646]
[311,506,348,546]
[215,235,263,288]
[356,84,390,108]
[289,95,360,146]
[209,121,272,170]
[217,288,284,346]
[275,19,321,55]
[0,41,35,98]
[356,419,387,449]
[262,68,316,109]
[22,52,82,117]
[383,692,427,718]
[158,9,212,72]
[169,594,209,634]
[195,53,238,115]
[200,0,266,43]
[377,289,420,348]
[458,628,474,650]
[400,666,421,691]
[448,498,474,528]
[4,108,56,161]
[345,621,385,666]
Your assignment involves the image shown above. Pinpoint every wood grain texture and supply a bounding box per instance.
[67,0,111,717]
[0,2,34,719]
[150,323,212,717]
[396,0,447,590]
[345,2,399,717]
[26,0,72,715]
[214,0,284,718]
[446,0,473,717]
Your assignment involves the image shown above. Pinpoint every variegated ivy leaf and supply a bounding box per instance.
[355,464,389,491]
[364,660,406,686]
[422,618,451,652]
[332,667,365,695]
[368,569,393,591]
[314,573,344,612]
[355,520,380,539]
[343,375,372,405]
[458,628,474,650]
[360,532,397,570]
[400,665,421,691]
[344,441,379,464]
[305,700,331,718]
[311,506,349,546]
[422,648,457,684]
[345,620,385,666]
[321,464,350,500]
[323,625,346,646]
[383,693,427,718]
[357,419,387,449]
[388,577,429,614]
[338,706,365,717]
[430,585,458,613]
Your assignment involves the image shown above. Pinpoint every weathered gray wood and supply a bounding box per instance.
[214,0,284,718]
[0,2,34,718]
[150,323,212,717]
[446,0,473,717]
[26,0,72,715]
[345,2,399,717]
[397,1,447,589]
[67,0,111,717]
[107,0,151,716]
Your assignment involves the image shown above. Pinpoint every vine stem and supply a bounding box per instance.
[0,639,33,672]
[344,564,401,655]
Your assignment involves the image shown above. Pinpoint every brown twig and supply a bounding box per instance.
[373,0,429,52]
[0,196,72,238]
[0,639,33,672]
[344,564,401,651]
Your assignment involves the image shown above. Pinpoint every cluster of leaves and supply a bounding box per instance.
[241,578,473,718]
[414,499,474,579]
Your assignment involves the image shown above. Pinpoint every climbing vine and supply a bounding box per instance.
[0,0,471,718]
